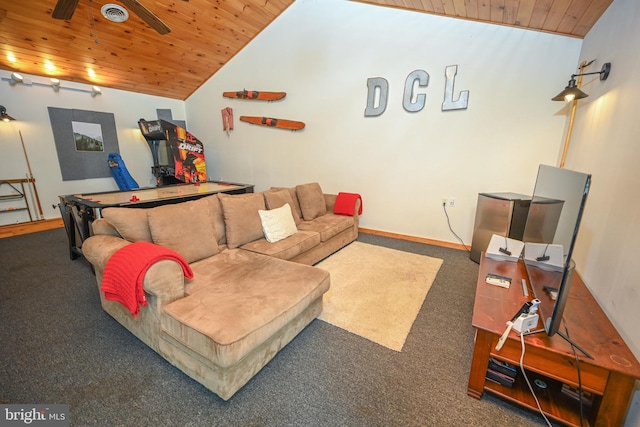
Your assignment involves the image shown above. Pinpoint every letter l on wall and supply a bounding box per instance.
[442,65,469,111]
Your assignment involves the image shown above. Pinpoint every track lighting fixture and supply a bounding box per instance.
[3,73,103,97]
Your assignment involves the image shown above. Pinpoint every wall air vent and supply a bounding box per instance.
[100,4,129,23]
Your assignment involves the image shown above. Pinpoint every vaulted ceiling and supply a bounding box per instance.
[0,0,613,100]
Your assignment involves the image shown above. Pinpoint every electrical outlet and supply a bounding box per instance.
[448,198,456,208]
[441,198,448,206]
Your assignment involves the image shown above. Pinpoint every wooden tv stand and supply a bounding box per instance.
[468,253,640,426]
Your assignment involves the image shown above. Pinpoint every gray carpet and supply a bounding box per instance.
[0,228,549,426]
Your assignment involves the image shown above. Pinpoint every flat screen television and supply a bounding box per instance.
[522,165,591,349]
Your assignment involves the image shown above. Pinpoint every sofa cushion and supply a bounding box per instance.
[296,182,327,221]
[263,189,302,225]
[202,194,226,245]
[258,203,298,243]
[297,213,355,242]
[240,230,321,260]
[218,192,266,249]
[269,186,303,220]
[146,198,218,263]
[101,207,153,242]
[161,250,330,368]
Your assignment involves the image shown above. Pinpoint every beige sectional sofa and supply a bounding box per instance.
[81,183,360,400]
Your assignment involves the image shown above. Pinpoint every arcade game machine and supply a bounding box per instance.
[138,119,207,186]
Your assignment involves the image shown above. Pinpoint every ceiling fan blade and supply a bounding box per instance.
[52,0,80,20]
[119,0,171,35]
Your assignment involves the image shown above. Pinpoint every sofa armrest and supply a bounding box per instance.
[324,193,361,218]
[90,218,121,237]
[82,235,186,302]
[324,193,338,212]
[142,260,187,302]
[82,235,130,272]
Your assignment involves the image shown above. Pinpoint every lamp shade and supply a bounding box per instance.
[0,105,15,122]
[551,78,589,102]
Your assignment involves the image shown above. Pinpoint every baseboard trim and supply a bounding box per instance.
[0,218,65,239]
[358,227,467,251]
[0,220,467,252]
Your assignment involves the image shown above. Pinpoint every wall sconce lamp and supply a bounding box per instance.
[91,85,102,97]
[552,62,611,102]
[0,105,16,122]
[554,60,611,169]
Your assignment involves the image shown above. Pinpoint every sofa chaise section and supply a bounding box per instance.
[160,249,330,400]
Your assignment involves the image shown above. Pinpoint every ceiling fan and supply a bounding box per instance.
[52,0,173,35]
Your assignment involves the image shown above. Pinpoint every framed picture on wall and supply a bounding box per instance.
[48,107,120,181]
[71,121,105,152]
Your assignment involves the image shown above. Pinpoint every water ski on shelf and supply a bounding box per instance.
[239,116,305,131]
[223,90,286,101]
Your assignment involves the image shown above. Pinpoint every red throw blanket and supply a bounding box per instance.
[334,192,363,216]
[100,242,193,316]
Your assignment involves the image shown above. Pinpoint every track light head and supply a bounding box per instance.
[9,72,24,86]
[50,78,61,91]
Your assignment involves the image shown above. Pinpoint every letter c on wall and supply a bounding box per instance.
[403,70,429,113]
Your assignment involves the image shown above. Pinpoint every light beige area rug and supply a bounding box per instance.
[316,242,443,352]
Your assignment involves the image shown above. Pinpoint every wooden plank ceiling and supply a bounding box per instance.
[354,0,613,38]
[0,0,613,100]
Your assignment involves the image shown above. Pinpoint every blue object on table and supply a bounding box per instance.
[108,153,139,191]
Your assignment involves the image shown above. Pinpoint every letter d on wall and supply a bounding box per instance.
[364,77,389,117]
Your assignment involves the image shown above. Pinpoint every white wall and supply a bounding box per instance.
[0,73,184,224]
[564,0,640,424]
[186,0,582,244]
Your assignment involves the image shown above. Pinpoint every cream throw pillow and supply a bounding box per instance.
[264,189,302,225]
[258,203,298,243]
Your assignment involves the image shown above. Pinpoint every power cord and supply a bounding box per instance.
[441,202,470,252]
[564,320,585,427]
[519,332,553,427]
[516,320,586,427]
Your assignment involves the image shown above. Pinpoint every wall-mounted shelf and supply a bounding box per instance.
[1,179,35,223]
